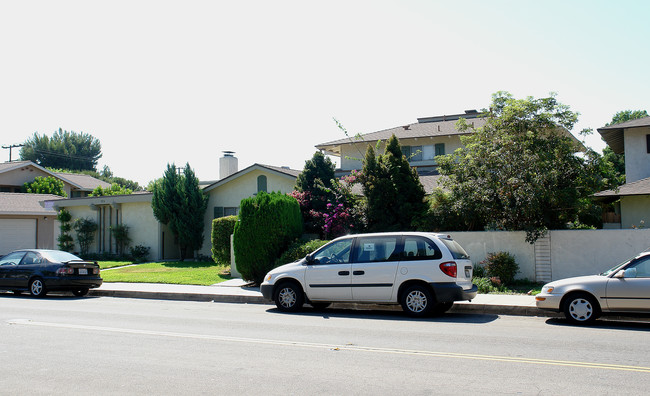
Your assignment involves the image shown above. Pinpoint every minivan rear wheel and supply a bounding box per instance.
[401,285,434,317]
[273,282,304,312]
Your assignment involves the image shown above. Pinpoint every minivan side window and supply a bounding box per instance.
[313,239,352,264]
[402,236,442,260]
[352,236,400,263]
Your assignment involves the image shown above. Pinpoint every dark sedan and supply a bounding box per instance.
[0,249,102,297]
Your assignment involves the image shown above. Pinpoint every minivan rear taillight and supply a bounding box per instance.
[439,262,457,278]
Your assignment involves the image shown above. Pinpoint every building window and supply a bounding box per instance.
[422,145,435,160]
[214,206,238,218]
[410,146,423,161]
[401,146,411,159]
[435,143,445,156]
[646,135,650,154]
[257,175,267,193]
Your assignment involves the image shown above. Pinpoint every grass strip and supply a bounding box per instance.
[100,261,230,286]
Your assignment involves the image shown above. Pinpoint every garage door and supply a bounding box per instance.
[0,219,37,255]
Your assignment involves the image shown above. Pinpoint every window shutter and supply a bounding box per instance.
[257,175,267,193]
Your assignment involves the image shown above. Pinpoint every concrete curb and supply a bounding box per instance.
[89,289,557,317]
[90,289,268,304]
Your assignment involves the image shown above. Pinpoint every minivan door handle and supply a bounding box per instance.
[353,270,365,276]
[338,271,350,276]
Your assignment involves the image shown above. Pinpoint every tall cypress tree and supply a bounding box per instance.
[361,135,426,232]
[152,163,208,260]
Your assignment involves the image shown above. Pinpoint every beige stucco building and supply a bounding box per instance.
[0,161,110,255]
[46,160,300,261]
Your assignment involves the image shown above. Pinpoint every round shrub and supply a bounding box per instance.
[233,191,302,284]
[480,251,519,285]
[276,239,329,266]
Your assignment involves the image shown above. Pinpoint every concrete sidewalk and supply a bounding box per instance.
[90,279,556,317]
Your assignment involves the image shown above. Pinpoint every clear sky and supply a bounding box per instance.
[1,0,648,186]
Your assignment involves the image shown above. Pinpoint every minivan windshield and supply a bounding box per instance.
[439,238,470,260]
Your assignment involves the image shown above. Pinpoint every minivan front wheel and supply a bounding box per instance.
[401,285,434,317]
[274,282,304,312]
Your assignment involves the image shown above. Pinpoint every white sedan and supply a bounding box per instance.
[536,251,650,324]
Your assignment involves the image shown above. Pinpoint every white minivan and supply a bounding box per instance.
[261,232,478,316]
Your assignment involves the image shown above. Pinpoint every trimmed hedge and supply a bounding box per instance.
[276,239,329,266]
[211,215,237,264]
[233,192,302,284]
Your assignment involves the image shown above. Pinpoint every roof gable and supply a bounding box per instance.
[597,116,650,154]
[203,163,300,192]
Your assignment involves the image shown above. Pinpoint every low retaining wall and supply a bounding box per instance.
[448,229,650,282]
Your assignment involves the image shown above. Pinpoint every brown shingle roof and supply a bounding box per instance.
[593,176,650,198]
[54,172,111,191]
[316,118,486,155]
[0,193,63,215]
[597,116,650,154]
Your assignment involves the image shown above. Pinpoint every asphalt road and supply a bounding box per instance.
[1,294,649,395]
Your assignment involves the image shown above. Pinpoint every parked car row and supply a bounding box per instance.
[3,234,649,326]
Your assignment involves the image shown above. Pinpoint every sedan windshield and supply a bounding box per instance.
[40,251,83,263]
[601,261,629,276]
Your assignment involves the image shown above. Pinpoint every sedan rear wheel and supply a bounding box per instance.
[564,293,599,324]
[29,278,47,298]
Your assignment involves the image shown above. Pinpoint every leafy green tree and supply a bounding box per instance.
[294,151,336,234]
[360,135,426,232]
[110,224,131,256]
[151,163,208,260]
[73,218,98,256]
[20,129,102,171]
[23,176,67,197]
[437,92,612,242]
[607,110,649,126]
[89,183,133,196]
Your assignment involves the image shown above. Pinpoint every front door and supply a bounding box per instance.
[605,256,650,311]
[304,239,353,301]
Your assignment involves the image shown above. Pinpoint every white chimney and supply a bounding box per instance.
[219,151,238,179]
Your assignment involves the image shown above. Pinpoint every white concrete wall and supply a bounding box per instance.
[549,229,650,280]
[448,231,536,280]
[624,126,650,183]
[444,229,650,282]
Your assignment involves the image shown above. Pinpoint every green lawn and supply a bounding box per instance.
[99,261,231,285]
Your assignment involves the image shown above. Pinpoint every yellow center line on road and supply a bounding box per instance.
[8,319,650,373]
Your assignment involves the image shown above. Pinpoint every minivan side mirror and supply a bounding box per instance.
[305,254,315,264]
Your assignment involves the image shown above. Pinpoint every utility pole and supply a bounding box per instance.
[2,144,24,162]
